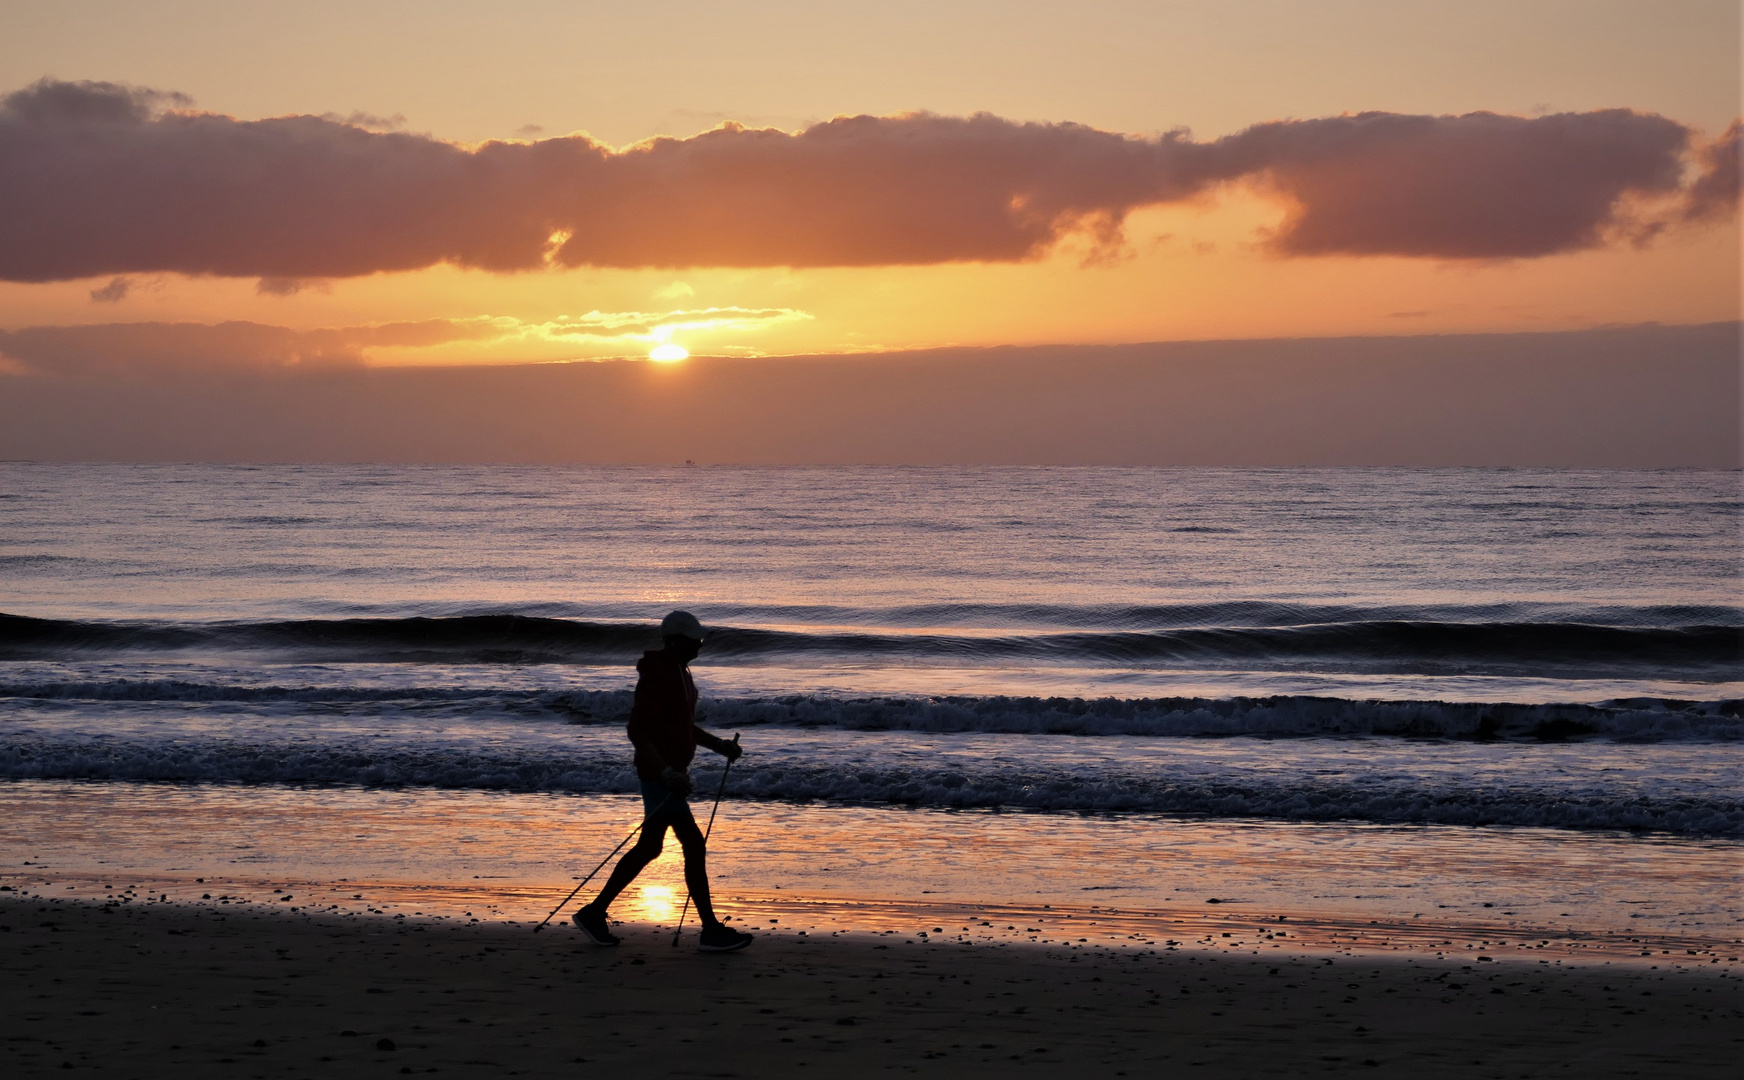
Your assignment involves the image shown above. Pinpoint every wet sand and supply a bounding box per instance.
[3,897,1739,1078]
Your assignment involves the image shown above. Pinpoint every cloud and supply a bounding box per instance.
[319,110,405,131]
[0,320,430,378]
[2,77,188,124]
[89,276,131,303]
[0,78,1732,282]
[0,309,810,378]
[1208,110,1694,258]
[256,276,328,296]
[1682,120,1741,223]
[1,324,1735,467]
[535,307,809,338]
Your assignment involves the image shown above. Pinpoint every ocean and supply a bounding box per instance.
[2,464,1739,954]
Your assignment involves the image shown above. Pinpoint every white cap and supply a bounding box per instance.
[660,609,706,642]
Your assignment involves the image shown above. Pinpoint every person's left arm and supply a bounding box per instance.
[694,726,742,762]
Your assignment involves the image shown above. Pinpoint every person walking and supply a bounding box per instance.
[572,610,753,952]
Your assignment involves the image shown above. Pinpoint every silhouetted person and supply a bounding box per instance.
[572,610,752,952]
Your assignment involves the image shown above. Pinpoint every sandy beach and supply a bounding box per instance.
[4,896,1738,1079]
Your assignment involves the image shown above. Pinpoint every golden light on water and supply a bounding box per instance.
[649,343,690,362]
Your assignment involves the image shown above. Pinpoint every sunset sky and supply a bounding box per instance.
[0,1,1737,462]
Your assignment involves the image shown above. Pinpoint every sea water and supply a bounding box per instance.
[2,465,1739,954]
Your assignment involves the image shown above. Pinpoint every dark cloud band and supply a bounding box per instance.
[0,309,810,377]
[0,78,1733,282]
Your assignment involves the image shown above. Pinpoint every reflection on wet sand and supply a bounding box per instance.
[4,779,1737,970]
[11,870,1735,969]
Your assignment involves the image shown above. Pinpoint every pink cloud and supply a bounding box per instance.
[0,78,1730,281]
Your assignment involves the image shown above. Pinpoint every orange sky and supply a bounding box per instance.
[0,0,1736,369]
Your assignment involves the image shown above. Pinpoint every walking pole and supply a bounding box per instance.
[532,794,674,933]
[672,734,739,947]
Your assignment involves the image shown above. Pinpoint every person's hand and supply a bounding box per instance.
[660,766,693,797]
[721,737,743,763]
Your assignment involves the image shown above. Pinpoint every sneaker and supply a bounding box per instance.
[571,905,619,946]
[697,923,754,953]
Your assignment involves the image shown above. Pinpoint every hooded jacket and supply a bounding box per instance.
[626,648,700,781]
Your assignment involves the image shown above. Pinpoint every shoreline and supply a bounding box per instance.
[4,897,1740,1078]
[5,870,1739,971]
[7,780,1737,951]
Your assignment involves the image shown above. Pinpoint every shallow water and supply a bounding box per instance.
[4,780,1738,966]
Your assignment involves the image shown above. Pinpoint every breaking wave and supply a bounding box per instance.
[2,610,1738,678]
[1,679,1740,741]
[1,734,1736,837]
[5,679,1739,837]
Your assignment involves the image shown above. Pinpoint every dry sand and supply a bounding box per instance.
[3,897,1739,1078]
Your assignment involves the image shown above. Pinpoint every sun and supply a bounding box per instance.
[649,343,689,362]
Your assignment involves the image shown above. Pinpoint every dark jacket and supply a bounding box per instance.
[626,649,699,781]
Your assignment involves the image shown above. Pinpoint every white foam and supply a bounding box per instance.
[3,717,1738,836]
